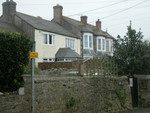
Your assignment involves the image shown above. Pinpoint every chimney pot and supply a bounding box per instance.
[81,16,87,24]
[37,16,42,19]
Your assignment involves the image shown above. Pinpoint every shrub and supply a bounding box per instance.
[0,30,33,92]
[66,97,75,108]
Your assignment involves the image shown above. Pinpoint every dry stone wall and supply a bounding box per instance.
[0,75,132,113]
[136,75,150,107]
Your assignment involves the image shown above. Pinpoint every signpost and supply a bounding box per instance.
[30,52,38,113]
[30,52,38,58]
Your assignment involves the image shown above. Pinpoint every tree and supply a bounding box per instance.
[113,22,150,76]
[0,30,33,92]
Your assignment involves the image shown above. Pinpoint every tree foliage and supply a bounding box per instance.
[113,22,150,76]
[0,30,33,92]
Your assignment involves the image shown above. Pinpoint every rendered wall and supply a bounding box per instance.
[34,29,81,66]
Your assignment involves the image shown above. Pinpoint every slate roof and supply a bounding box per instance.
[15,12,78,38]
[0,19,22,33]
[62,16,115,40]
[55,48,82,58]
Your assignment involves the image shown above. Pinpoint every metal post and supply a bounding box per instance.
[31,58,35,113]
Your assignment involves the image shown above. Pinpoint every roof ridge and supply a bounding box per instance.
[63,16,96,28]
[63,16,82,24]
[16,12,51,23]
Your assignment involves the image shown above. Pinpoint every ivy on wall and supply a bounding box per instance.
[0,30,33,92]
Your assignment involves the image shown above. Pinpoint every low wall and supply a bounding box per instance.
[0,75,132,113]
[38,60,82,70]
[135,75,150,107]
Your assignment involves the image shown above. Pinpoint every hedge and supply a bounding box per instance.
[0,30,33,92]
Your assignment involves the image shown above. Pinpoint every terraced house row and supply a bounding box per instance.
[0,0,115,66]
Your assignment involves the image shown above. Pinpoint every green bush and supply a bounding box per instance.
[66,97,75,108]
[0,30,33,92]
[23,64,40,74]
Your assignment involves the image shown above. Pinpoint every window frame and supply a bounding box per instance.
[97,36,106,51]
[83,33,93,49]
[106,40,109,52]
[65,38,75,50]
[43,58,55,62]
[43,32,55,46]
[106,39,113,52]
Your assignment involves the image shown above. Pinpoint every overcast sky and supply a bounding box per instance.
[0,0,150,40]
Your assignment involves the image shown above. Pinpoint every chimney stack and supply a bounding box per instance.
[96,19,101,29]
[81,16,87,24]
[53,4,63,24]
[2,0,16,23]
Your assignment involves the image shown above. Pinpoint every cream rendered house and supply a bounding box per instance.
[0,0,115,67]
[35,30,80,65]
[0,0,81,67]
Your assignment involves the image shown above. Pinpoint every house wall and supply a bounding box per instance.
[34,29,81,66]
[14,15,35,40]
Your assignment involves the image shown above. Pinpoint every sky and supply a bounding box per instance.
[0,0,150,40]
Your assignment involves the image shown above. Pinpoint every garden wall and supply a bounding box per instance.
[0,75,132,113]
[136,75,150,107]
[38,60,82,70]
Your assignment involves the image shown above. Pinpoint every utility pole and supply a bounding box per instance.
[30,49,38,113]
[31,57,35,113]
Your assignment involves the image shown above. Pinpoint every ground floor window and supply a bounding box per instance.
[43,58,55,62]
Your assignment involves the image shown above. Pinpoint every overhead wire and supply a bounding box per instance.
[89,0,149,23]
[67,0,129,17]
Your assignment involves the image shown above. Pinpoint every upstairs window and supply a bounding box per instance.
[97,36,106,51]
[43,33,55,46]
[97,38,101,50]
[102,38,105,50]
[65,38,75,50]
[106,40,114,52]
[83,33,93,49]
[111,40,113,52]
[106,40,109,51]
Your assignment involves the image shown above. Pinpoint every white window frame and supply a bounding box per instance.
[83,33,93,49]
[43,58,55,62]
[97,36,106,51]
[110,40,113,52]
[43,32,55,46]
[106,40,109,52]
[106,39,113,52]
[65,38,75,50]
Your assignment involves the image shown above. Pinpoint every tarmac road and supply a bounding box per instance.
[120,107,150,113]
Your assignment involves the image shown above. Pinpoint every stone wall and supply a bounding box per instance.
[38,60,82,70]
[136,75,150,107]
[0,75,132,113]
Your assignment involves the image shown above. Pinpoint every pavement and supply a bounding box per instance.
[120,107,150,113]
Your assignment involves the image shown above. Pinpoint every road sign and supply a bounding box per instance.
[30,52,38,58]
